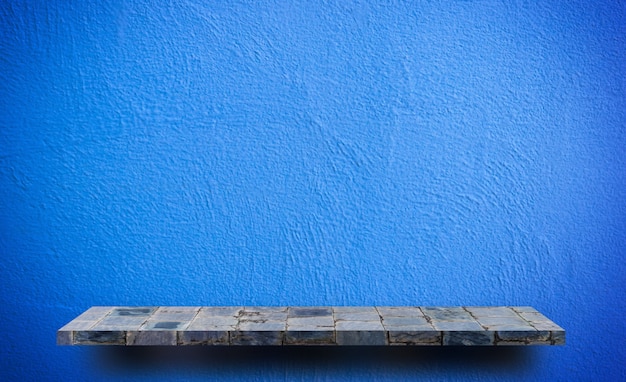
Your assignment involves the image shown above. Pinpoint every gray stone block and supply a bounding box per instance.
[422,307,475,322]
[186,321,236,331]
[243,307,288,314]
[475,316,535,331]
[465,307,520,318]
[230,331,284,345]
[496,330,551,345]
[74,306,112,320]
[382,317,430,327]
[284,330,335,345]
[383,323,435,331]
[334,312,381,321]
[552,330,565,345]
[388,330,441,345]
[74,331,126,345]
[178,330,229,345]
[240,309,288,322]
[287,316,334,327]
[376,307,423,317]
[238,321,286,331]
[197,307,242,317]
[511,306,539,314]
[155,307,201,314]
[90,317,147,330]
[336,330,387,345]
[110,307,156,317]
[289,307,332,317]
[127,330,177,345]
[431,321,484,331]
[141,321,188,330]
[56,330,73,345]
[59,320,98,331]
[443,331,495,346]
[190,316,238,326]
[335,321,384,330]
[333,307,378,313]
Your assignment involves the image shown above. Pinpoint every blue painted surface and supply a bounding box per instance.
[1,1,625,380]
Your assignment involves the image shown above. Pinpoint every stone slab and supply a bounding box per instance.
[58,306,564,346]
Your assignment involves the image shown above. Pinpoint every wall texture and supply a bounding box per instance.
[1,1,625,380]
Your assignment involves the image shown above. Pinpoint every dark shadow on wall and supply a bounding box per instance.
[92,346,536,379]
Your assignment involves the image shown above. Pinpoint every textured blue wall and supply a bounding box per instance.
[1,1,625,380]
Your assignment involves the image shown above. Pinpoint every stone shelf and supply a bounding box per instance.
[57,306,564,346]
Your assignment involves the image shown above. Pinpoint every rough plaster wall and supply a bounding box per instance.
[1,1,625,381]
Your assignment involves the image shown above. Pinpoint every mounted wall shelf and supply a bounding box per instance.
[57,306,564,346]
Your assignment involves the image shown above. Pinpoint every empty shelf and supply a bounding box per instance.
[57,306,564,346]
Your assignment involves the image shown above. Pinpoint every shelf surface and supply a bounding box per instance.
[57,306,564,346]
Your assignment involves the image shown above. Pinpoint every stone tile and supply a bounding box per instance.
[334,312,381,321]
[518,312,564,331]
[90,317,147,330]
[88,325,140,331]
[149,308,191,320]
[336,331,387,345]
[155,306,201,314]
[474,316,529,326]
[382,323,435,331]
[240,308,288,322]
[289,307,332,317]
[127,331,177,346]
[243,307,288,314]
[238,321,286,331]
[238,316,285,324]
[98,316,148,324]
[333,307,378,314]
[496,330,551,345]
[59,320,98,331]
[287,316,334,328]
[551,330,565,345]
[335,321,384,331]
[443,331,495,346]
[482,324,538,331]
[230,331,283,345]
[284,330,335,345]
[110,307,157,317]
[382,317,430,327]
[75,306,113,320]
[465,307,520,318]
[89,324,145,331]
[190,316,238,326]
[73,331,126,345]
[57,330,73,345]
[388,330,441,345]
[533,321,564,331]
[474,316,534,330]
[421,307,475,322]
[151,313,198,321]
[58,318,102,344]
[511,306,540,314]
[197,307,242,317]
[516,311,549,322]
[80,306,114,314]
[186,322,236,331]
[377,307,423,317]
[140,321,191,330]
[178,330,229,345]
[431,321,484,331]
[286,325,334,331]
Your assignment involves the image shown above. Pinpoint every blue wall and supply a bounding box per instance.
[1,1,625,380]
